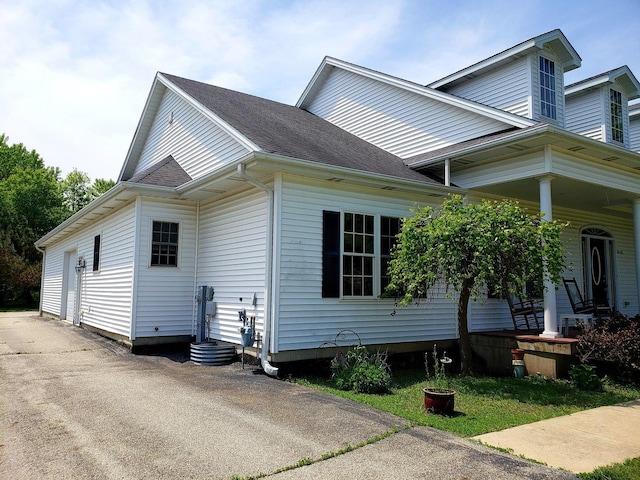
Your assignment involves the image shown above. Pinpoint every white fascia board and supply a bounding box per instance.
[566,66,640,99]
[409,125,551,169]
[565,75,611,97]
[429,40,537,89]
[410,124,640,169]
[309,57,535,129]
[430,29,580,89]
[118,74,166,181]
[296,56,332,108]
[35,182,180,248]
[157,73,260,153]
[176,150,460,198]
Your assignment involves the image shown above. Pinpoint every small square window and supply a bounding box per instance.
[151,221,179,266]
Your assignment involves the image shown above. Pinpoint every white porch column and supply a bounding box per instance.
[634,198,640,308]
[539,175,561,338]
[444,158,451,187]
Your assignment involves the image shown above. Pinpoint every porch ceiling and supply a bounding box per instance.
[473,177,635,219]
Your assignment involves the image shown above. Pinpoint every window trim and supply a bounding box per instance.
[92,234,101,272]
[342,212,376,297]
[539,55,557,120]
[609,88,624,144]
[150,220,180,268]
[321,210,400,299]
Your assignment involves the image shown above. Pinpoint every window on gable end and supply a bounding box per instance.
[610,89,624,144]
[539,56,557,120]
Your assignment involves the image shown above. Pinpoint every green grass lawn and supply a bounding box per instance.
[295,366,640,478]
[294,366,640,437]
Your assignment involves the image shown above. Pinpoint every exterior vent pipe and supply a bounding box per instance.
[237,163,279,377]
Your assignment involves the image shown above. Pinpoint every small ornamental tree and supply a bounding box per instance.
[386,195,566,375]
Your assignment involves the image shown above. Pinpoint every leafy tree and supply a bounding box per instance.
[386,195,566,375]
[0,134,66,305]
[91,178,116,198]
[60,171,117,213]
[61,168,92,213]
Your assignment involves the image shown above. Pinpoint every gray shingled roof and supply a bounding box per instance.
[128,155,192,187]
[161,73,442,185]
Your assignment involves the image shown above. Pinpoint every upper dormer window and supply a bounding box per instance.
[610,89,624,143]
[539,57,557,119]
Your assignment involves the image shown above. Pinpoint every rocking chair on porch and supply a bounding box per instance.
[505,293,543,331]
[562,277,612,320]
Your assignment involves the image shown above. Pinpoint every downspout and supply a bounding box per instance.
[193,202,200,338]
[35,244,46,316]
[237,164,279,377]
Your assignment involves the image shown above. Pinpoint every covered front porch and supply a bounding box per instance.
[415,125,640,339]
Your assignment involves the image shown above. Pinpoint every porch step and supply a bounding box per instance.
[190,341,236,365]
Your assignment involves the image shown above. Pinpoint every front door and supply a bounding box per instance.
[581,228,615,309]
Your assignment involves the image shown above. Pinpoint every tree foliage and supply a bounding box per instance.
[0,134,115,306]
[386,195,566,375]
[0,135,68,305]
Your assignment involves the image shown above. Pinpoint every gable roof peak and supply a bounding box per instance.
[428,29,581,90]
[565,65,640,100]
[296,56,535,129]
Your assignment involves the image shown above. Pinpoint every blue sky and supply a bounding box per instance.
[1,0,639,181]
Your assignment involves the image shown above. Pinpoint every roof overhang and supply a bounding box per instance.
[409,125,640,218]
[409,124,640,171]
[35,182,182,248]
[429,29,581,90]
[37,151,461,248]
[177,151,462,202]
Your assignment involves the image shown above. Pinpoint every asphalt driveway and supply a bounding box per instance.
[0,312,575,479]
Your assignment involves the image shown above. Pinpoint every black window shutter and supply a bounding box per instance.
[322,210,340,298]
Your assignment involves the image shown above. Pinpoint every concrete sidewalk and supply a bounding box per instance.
[474,400,640,474]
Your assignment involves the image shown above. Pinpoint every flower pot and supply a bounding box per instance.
[423,387,455,415]
[511,349,525,361]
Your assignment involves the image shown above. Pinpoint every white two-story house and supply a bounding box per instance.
[36,29,640,367]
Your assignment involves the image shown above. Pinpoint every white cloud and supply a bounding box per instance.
[0,0,638,181]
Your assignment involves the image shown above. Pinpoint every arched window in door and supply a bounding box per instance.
[581,227,616,310]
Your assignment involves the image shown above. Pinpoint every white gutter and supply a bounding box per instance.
[236,163,279,377]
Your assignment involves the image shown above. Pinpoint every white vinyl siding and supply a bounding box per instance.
[275,176,456,353]
[134,199,198,338]
[630,115,640,152]
[196,190,268,346]
[565,90,605,141]
[134,89,249,180]
[442,57,531,117]
[40,203,137,336]
[306,68,512,159]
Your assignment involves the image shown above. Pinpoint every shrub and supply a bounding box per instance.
[569,364,603,391]
[577,312,640,383]
[331,345,392,394]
